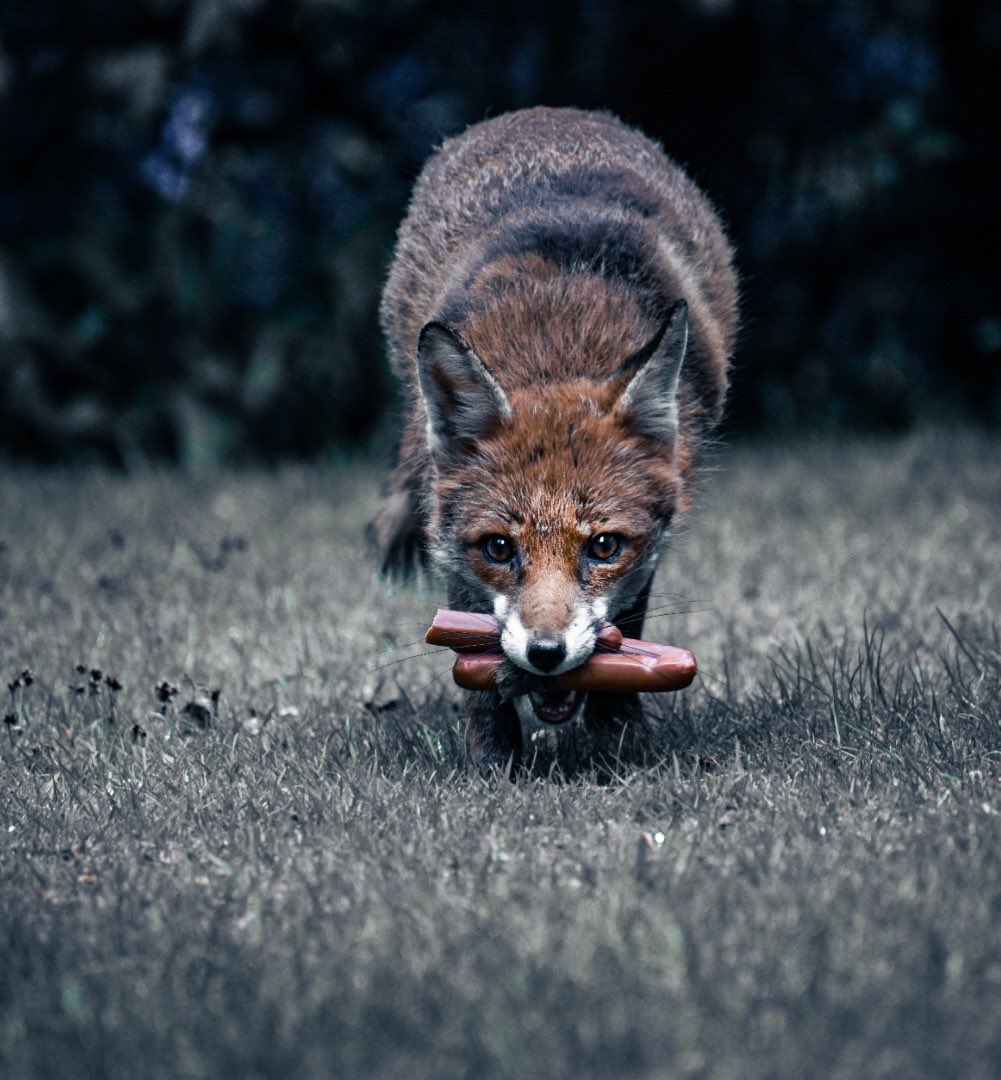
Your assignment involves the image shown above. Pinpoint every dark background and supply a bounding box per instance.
[1,0,998,466]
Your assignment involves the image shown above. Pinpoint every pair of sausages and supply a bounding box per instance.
[425,609,697,693]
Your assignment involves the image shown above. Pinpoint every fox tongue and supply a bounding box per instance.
[529,688,579,726]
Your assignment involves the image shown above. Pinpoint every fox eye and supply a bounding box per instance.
[586,533,623,561]
[481,535,516,564]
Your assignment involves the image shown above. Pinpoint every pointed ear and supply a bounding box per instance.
[417,322,511,459]
[613,300,689,448]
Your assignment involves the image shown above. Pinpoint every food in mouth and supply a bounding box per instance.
[425,609,697,705]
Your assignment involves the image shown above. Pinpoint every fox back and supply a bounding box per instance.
[372,107,738,750]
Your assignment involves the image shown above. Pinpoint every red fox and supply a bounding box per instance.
[371,107,738,767]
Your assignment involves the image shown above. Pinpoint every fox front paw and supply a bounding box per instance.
[464,693,523,772]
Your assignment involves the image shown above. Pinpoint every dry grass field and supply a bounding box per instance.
[1,428,999,1079]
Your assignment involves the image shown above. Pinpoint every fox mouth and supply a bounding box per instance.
[528,687,583,726]
[495,657,587,726]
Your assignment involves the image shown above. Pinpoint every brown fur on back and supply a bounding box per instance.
[373,106,738,575]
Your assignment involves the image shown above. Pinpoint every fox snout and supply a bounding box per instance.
[493,590,608,727]
[496,591,606,677]
[525,637,567,673]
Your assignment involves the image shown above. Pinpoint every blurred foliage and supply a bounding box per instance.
[0,0,998,464]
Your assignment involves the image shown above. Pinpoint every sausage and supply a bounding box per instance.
[424,608,623,652]
[423,610,695,694]
[424,609,505,653]
[450,640,697,693]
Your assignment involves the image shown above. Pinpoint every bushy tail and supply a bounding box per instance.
[367,485,427,583]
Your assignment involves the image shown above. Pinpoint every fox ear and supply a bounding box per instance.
[417,322,511,459]
[613,300,689,448]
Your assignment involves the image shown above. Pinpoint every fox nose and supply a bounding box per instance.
[526,637,567,673]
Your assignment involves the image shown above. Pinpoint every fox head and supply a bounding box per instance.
[416,301,691,685]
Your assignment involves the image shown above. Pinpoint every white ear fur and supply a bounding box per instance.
[614,301,689,448]
[416,322,511,459]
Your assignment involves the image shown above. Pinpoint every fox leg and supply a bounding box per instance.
[465,691,523,771]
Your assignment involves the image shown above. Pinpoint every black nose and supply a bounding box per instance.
[527,637,567,673]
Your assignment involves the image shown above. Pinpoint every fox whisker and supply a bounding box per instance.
[368,649,448,673]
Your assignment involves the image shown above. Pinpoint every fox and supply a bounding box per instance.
[370,106,739,768]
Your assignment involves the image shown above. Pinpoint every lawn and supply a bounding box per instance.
[1,428,1000,1079]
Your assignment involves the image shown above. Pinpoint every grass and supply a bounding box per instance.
[1,428,1000,1079]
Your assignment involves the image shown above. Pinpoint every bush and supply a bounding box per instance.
[0,0,997,463]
